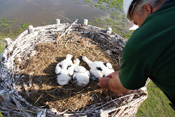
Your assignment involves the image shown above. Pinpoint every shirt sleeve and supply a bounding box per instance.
[119,45,150,90]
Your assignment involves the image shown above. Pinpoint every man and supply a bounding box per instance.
[98,0,175,110]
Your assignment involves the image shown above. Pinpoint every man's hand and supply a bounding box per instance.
[106,71,119,79]
[97,71,119,89]
[97,77,111,89]
[98,71,130,95]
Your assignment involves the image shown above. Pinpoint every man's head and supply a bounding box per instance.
[123,0,166,29]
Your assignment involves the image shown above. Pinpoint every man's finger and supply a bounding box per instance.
[98,77,102,81]
[106,73,112,78]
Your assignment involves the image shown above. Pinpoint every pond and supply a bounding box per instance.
[0,0,132,39]
[0,0,110,26]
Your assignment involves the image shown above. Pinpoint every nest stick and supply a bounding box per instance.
[94,93,137,110]
[34,93,44,104]
[56,19,78,47]
[45,91,56,98]
[60,19,78,38]
[8,106,36,113]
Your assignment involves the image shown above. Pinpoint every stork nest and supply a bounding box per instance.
[0,21,148,116]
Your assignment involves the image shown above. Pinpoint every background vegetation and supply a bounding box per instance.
[85,0,134,38]
[0,18,30,55]
[0,0,175,116]
[137,81,175,116]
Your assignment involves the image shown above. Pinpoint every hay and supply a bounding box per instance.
[0,19,148,117]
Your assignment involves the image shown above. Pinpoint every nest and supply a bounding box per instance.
[0,19,148,117]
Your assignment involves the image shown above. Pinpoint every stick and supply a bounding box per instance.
[45,91,56,98]
[34,93,44,104]
[94,93,137,110]
[8,106,37,113]
[60,19,78,38]
[56,19,78,47]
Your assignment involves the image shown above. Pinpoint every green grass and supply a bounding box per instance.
[0,112,3,117]
[86,0,131,38]
[0,18,30,37]
[85,0,91,4]
[0,112,2,117]
[89,0,123,11]
[136,81,175,117]
[0,46,5,54]
[0,18,30,61]
[22,23,30,29]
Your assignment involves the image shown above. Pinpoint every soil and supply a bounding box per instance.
[14,31,121,112]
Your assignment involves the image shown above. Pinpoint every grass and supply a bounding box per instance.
[0,18,30,36]
[0,112,2,117]
[85,0,91,4]
[0,18,30,61]
[137,81,175,116]
[88,0,123,11]
[86,0,132,38]
[0,46,5,54]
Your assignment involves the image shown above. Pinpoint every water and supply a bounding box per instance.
[0,0,110,26]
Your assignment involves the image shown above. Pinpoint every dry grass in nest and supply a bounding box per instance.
[13,31,121,112]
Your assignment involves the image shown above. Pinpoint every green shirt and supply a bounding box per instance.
[119,3,175,100]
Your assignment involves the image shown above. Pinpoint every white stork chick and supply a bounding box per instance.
[82,56,114,80]
[55,54,74,86]
[72,58,90,87]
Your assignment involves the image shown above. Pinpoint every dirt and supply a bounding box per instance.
[14,32,120,112]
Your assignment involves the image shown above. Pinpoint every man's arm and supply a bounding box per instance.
[98,71,130,95]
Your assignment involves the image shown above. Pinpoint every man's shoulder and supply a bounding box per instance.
[124,29,151,54]
[126,3,175,53]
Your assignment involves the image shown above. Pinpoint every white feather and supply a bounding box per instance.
[57,73,71,86]
[82,56,114,80]
[72,58,90,87]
